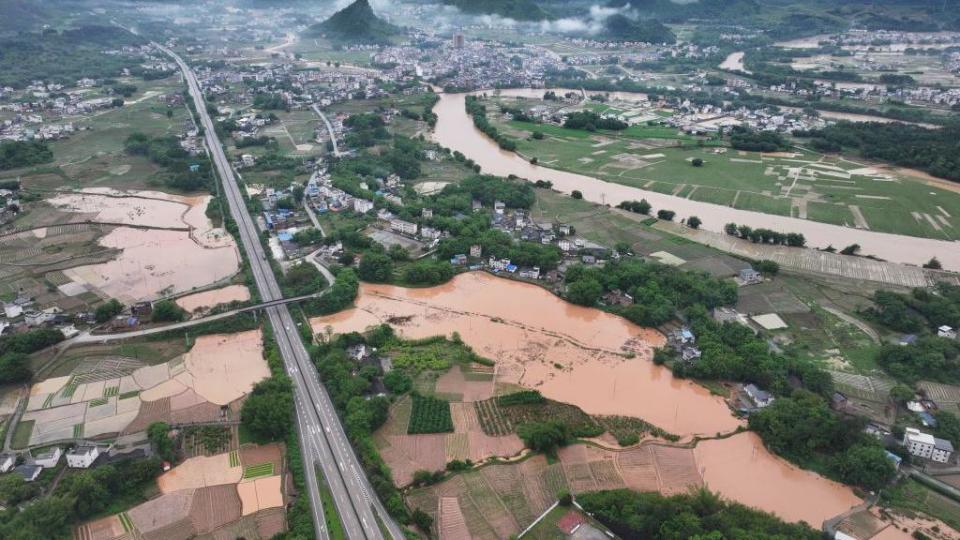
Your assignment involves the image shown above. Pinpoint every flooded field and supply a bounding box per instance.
[313,273,870,525]
[50,188,240,302]
[175,284,251,313]
[696,432,861,526]
[312,272,739,436]
[433,92,960,270]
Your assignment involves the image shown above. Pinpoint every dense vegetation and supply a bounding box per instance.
[0,327,64,383]
[304,0,398,44]
[729,126,789,152]
[465,96,517,151]
[124,133,214,192]
[0,25,144,88]
[600,14,676,44]
[874,337,960,384]
[578,489,821,539]
[749,389,896,490]
[281,262,329,297]
[407,394,454,434]
[723,222,807,247]
[562,259,738,325]
[0,457,162,539]
[563,110,628,131]
[0,141,53,171]
[301,268,359,316]
[867,282,960,334]
[241,375,295,442]
[796,121,960,181]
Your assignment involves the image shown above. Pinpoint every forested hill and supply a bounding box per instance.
[304,0,399,44]
[609,0,959,36]
[602,14,676,44]
[441,0,550,21]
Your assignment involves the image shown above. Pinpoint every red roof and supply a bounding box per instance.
[557,511,585,535]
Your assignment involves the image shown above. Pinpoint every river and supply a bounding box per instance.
[432,90,960,270]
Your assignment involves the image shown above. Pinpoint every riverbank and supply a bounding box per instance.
[432,90,960,271]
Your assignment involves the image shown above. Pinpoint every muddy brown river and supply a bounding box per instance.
[311,272,863,525]
[432,90,960,270]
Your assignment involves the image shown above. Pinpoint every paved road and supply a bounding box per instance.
[63,293,323,345]
[160,43,403,540]
[312,104,342,157]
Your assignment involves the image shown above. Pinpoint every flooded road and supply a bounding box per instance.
[311,272,863,524]
[432,91,960,270]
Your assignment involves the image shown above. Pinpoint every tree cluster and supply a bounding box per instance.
[723,222,806,247]
[578,489,821,540]
[0,141,53,171]
[563,110,628,132]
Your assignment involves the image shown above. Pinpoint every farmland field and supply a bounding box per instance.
[408,394,454,434]
[485,95,960,240]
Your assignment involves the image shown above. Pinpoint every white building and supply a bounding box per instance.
[939,325,957,340]
[904,427,954,463]
[389,219,417,236]
[0,454,14,473]
[33,446,62,468]
[353,198,374,214]
[65,446,100,468]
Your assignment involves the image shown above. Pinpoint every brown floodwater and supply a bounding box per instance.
[312,273,865,524]
[313,272,742,436]
[175,284,251,312]
[696,431,861,526]
[432,92,960,270]
[55,189,240,302]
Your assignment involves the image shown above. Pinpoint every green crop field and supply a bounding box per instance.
[407,394,454,434]
[242,462,275,479]
[483,96,960,240]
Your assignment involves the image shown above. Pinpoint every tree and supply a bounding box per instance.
[411,508,433,533]
[840,243,861,256]
[532,131,545,140]
[571,190,583,200]
[241,376,294,442]
[831,444,896,491]
[657,209,675,221]
[890,384,915,404]
[517,421,571,456]
[383,370,412,394]
[924,257,943,270]
[147,422,176,462]
[558,491,573,506]
[95,299,124,323]
[0,474,40,506]
[358,252,394,283]
[687,216,702,229]
[151,300,185,322]
[691,158,704,167]
[567,278,603,306]
[0,353,31,384]
[724,222,738,236]
[755,260,780,276]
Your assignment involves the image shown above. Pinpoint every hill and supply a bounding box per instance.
[600,14,676,44]
[441,0,550,21]
[304,0,398,44]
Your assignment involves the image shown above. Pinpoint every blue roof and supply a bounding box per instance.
[885,451,902,465]
[918,411,938,427]
[505,264,518,272]
[277,231,293,242]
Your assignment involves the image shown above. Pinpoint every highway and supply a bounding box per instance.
[158,43,404,540]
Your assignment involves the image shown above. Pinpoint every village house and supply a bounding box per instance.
[14,465,41,483]
[66,446,101,468]
[0,454,14,473]
[904,427,954,463]
[939,325,957,340]
[450,254,467,266]
[33,446,62,468]
[744,384,775,408]
[390,218,418,236]
[469,244,482,258]
[737,267,763,286]
[353,198,374,214]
